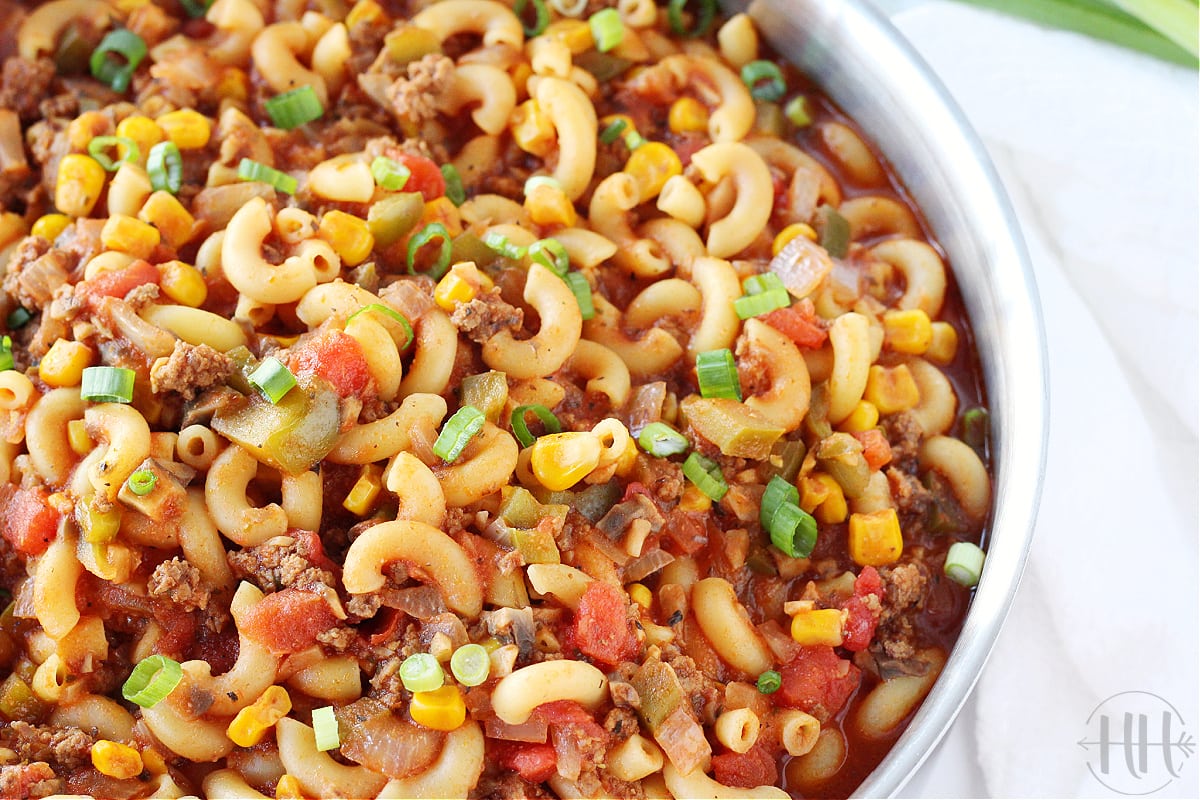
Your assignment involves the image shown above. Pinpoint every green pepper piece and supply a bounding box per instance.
[461,371,509,424]
[816,432,871,499]
[367,192,424,250]
[680,396,785,460]
[212,374,341,475]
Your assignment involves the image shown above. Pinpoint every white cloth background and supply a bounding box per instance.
[859,2,1200,797]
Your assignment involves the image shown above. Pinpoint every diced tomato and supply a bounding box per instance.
[290,529,340,575]
[854,429,892,471]
[570,582,638,668]
[239,588,340,655]
[534,700,608,744]
[0,485,59,556]
[494,742,558,783]
[285,331,374,400]
[662,510,707,555]
[840,596,877,652]
[712,741,778,789]
[395,153,445,200]
[854,565,883,599]
[775,646,861,721]
[762,300,828,349]
[621,481,650,503]
[81,259,160,303]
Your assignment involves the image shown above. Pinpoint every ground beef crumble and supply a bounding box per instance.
[0,57,56,123]
[386,53,454,123]
[0,763,60,800]
[0,722,95,772]
[227,536,335,594]
[3,237,70,310]
[149,340,235,400]
[147,556,210,611]
[450,290,524,343]
[882,410,923,470]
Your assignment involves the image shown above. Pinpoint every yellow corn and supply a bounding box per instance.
[772,222,818,256]
[839,400,879,434]
[140,747,167,776]
[0,212,26,250]
[434,271,477,311]
[422,196,462,237]
[346,0,385,28]
[91,740,143,780]
[799,472,847,524]
[55,153,107,217]
[668,96,709,134]
[510,99,555,158]
[625,142,682,203]
[524,183,577,227]
[343,464,383,516]
[627,583,652,610]
[158,260,208,308]
[530,432,603,492]
[156,109,211,149]
[101,214,161,259]
[409,684,467,731]
[31,213,71,242]
[67,419,93,456]
[38,340,93,388]
[138,191,196,250]
[848,508,903,567]
[216,67,250,103]
[678,483,712,513]
[864,363,920,415]
[275,773,305,800]
[542,19,594,54]
[318,210,375,267]
[67,111,109,151]
[115,115,163,164]
[226,685,292,748]
[790,608,845,647]
[926,321,958,365]
[883,309,932,355]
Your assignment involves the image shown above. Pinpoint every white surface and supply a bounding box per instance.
[865,2,1200,797]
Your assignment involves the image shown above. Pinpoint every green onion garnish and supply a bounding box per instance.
[0,336,12,372]
[407,222,453,279]
[6,307,31,329]
[683,452,728,501]
[637,421,690,458]
[524,175,562,195]
[599,118,628,145]
[696,349,742,401]
[734,288,790,320]
[81,366,136,403]
[756,669,782,694]
[449,643,490,687]
[483,231,527,261]
[624,129,646,150]
[589,8,624,52]
[311,705,340,751]
[371,156,411,191]
[668,0,717,38]
[741,60,786,103]
[434,405,486,462]
[768,501,818,558]
[264,85,325,130]
[959,406,990,454]
[528,238,569,277]
[346,303,414,350]
[237,158,297,195]
[514,0,550,37]
[90,29,147,93]
[248,357,296,404]
[122,654,183,708]
[564,272,595,320]
[510,404,562,448]
[147,141,182,194]
[398,652,446,693]
[441,164,466,206]
[759,474,799,529]
[817,204,850,259]
[944,541,986,587]
[784,95,813,127]
[180,0,214,18]
[127,469,158,496]
[743,273,787,296]
[87,136,139,172]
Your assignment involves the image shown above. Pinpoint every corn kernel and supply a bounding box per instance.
[158,260,208,307]
[839,400,879,434]
[926,321,958,365]
[0,212,26,250]
[668,97,709,134]
[542,19,594,54]
[140,747,167,776]
[38,340,92,388]
[678,483,712,513]
[625,142,682,203]
[342,464,383,516]
[317,210,375,267]
[67,111,109,151]
[848,508,903,567]
[510,62,533,99]
[156,109,211,149]
[530,432,603,492]
[138,191,196,249]
[422,196,462,237]
[101,214,160,259]
[91,739,143,780]
[55,153,107,217]
[409,684,467,731]
[226,685,292,747]
[524,183,577,227]
[217,67,250,103]
[276,773,305,800]
[67,419,93,456]
[47,492,73,515]
[627,583,652,610]
[790,608,845,646]
[511,99,555,158]
[772,222,818,256]
[115,115,163,164]
[434,271,477,311]
[883,309,932,355]
[31,213,71,242]
[800,472,847,524]
[864,364,920,415]
[346,0,385,28]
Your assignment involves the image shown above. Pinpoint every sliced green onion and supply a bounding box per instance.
[511,404,561,448]
[0,336,12,372]
[599,118,628,144]
[450,643,490,687]
[180,0,214,18]
[696,349,742,401]
[564,271,595,320]
[624,129,646,150]
[959,406,990,454]
[441,163,466,206]
[398,652,446,693]
[514,0,550,37]
[81,366,136,403]
[407,222,453,279]
[87,136,139,172]
[248,357,296,404]
[311,705,340,751]
[264,85,325,130]
[734,288,791,320]
[524,175,561,195]
[237,158,297,195]
[768,501,818,558]
[147,141,182,194]
[483,231,527,261]
[434,405,486,462]
[785,95,813,128]
[371,156,411,191]
[127,469,158,496]
[743,272,786,296]
[528,238,569,277]
[817,204,850,259]
[122,655,183,708]
[90,29,147,93]
[549,0,588,16]
[637,421,689,458]
[589,8,624,52]
[944,541,986,587]
[760,474,800,529]
[756,669,781,694]
[346,303,414,350]
[6,307,31,329]
[741,60,786,103]
[668,0,717,38]
[683,452,727,501]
